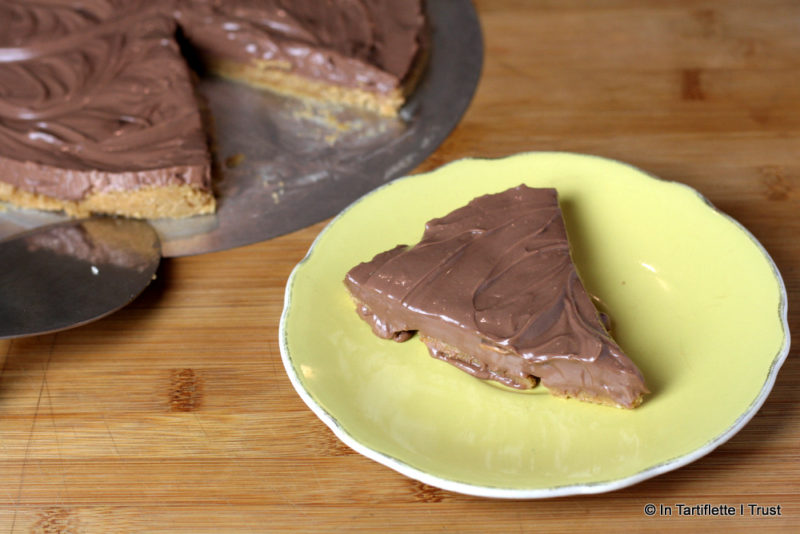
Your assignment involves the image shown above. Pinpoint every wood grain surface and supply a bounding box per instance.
[1,0,798,531]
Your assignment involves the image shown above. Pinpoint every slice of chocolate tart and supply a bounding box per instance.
[173,0,428,117]
[344,185,648,408]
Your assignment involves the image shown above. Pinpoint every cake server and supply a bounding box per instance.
[0,217,160,339]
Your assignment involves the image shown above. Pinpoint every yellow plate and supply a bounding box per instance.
[279,152,790,498]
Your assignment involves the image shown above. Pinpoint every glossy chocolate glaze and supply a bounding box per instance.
[173,0,425,94]
[0,8,210,200]
[0,0,423,203]
[0,1,156,50]
[345,186,648,408]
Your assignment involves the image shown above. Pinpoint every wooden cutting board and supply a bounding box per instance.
[1,0,798,531]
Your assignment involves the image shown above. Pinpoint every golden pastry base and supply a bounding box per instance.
[0,181,215,219]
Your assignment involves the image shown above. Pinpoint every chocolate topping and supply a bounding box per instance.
[0,1,157,50]
[0,8,210,200]
[345,185,648,408]
[173,0,425,94]
[0,0,424,205]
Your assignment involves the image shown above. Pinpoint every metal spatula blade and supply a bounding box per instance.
[0,217,160,339]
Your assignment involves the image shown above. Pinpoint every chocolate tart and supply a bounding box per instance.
[0,0,427,219]
[174,0,428,117]
[344,185,648,409]
[0,9,215,219]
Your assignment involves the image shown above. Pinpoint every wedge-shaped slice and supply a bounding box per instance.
[345,185,648,408]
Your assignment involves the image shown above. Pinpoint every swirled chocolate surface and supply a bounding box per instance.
[0,0,424,204]
[345,185,648,408]
[0,1,155,50]
[0,8,210,200]
[173,0,425,94]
